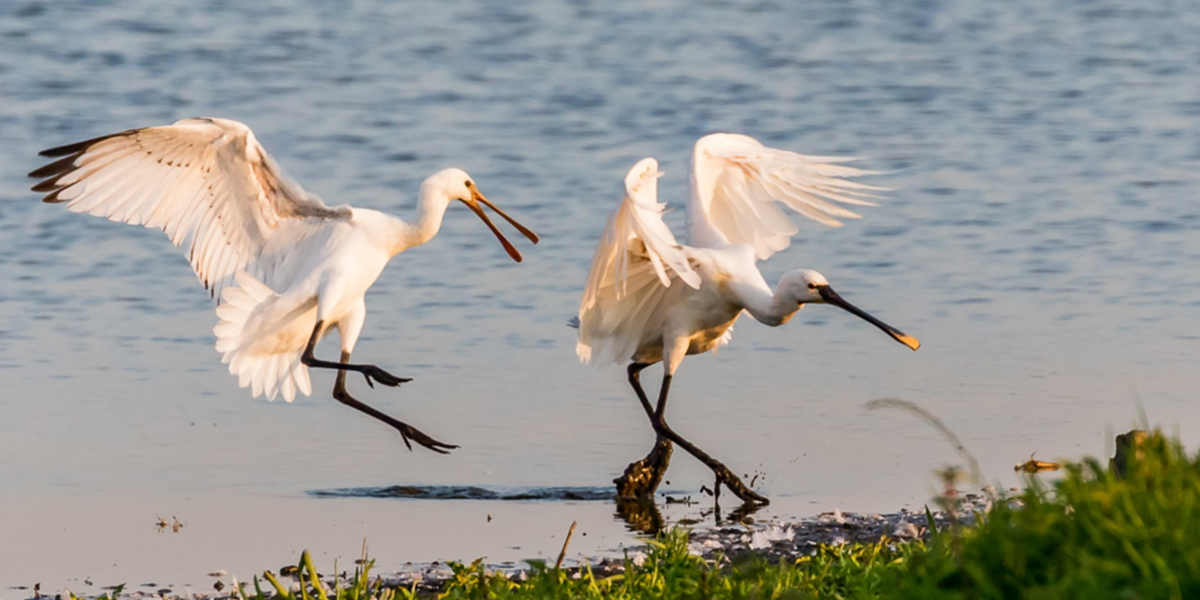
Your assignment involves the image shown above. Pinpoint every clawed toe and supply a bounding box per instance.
[712,466,769,505]
[397,423,459,454]
[362,367,409,388]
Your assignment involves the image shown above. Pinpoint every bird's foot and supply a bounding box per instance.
[361,365,411,388]
[394,422,459,454]
[710,463,769,506]
[650,421,769,506]
[614,436,673,499]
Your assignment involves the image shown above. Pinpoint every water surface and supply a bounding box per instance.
[2,0,1199,591]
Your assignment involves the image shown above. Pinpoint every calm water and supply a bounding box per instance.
[2,0,1199,591]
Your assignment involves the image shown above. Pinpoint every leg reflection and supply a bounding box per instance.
[614,496,666,535]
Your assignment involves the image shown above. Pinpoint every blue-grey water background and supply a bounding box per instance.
[2,0,1198,591]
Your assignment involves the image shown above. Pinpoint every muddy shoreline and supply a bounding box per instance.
[6,493,993,600]
[368,495,992,596]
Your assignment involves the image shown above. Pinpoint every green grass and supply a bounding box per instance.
[153,429,1200,600]
[220,534,919,600]
[882,430,1200,600]
[435,534,924,600]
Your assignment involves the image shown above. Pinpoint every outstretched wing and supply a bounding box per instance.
[687,133,885,260]
[29,117,350,297]
[576,158,701,365]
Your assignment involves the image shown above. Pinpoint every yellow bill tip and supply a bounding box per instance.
[898,334,921,351]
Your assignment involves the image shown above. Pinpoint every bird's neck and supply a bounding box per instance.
[734,280,801,327]
[389,186,452,257]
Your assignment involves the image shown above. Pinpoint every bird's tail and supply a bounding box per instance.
[214,271,314,402]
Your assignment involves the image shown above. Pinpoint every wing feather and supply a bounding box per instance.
[687,133,887,260]
[576,158,700,365]
[29,117,350,297]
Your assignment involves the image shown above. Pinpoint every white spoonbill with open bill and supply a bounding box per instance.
[575,133,919,505]
[29,117,539,454]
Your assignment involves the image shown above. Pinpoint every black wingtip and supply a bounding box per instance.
[38,139,94,159]
[29,154,86,198]
[28,154,76,179]
[41,189,67,204]
[31,129,142,202]
[37,128,140,158]
[30,178,60,193]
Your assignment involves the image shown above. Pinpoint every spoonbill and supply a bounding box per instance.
[29,117,538,453]
[575,134,919,504]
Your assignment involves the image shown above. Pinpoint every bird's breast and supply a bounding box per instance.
[680,278,743,355]
[686,319,737,356]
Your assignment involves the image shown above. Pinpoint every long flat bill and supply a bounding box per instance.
[474,192,539,244]
[465,200,523,262]
[819,286,920,351]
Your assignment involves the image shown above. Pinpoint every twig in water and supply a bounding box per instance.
[554,521,578,570]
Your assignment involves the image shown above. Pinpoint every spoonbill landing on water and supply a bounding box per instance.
[29,117,538,453]
[575,134,919,504]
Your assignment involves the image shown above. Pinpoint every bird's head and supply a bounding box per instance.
[778,269,830,304]
[423,168,540,262]
[779,268,920,351]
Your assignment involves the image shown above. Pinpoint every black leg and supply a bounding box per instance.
[614,362,673,499]
[302,321,455,454]
[330,351,458,454]
[301,321,411,388]
[627,362,655,421]
[650,374,769,506]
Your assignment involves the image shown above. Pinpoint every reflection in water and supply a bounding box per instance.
[613,492,767,535]
[714,501,766,526]
[614,497,666,535]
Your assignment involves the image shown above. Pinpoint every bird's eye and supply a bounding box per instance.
[807,283,817,290]
[464,180,473,188]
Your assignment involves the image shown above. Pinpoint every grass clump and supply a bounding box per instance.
[430,533,918,600]
[237,533,915,600]
[882,430,1200,600]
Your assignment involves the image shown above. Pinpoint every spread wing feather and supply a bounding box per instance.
[576,158,701,365]
[687,133,886,260]
[29,117,349,298]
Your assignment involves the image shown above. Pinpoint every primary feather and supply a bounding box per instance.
[577,158,700,364]
[687,133,884,260]
[30,117,349,297]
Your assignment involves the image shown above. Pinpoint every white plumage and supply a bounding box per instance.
[576,133,917,504]
[31,117,538,452]
[214,270,314,402]
[687,133,880,257]
[577,158,700,365]
[578,133,910,371]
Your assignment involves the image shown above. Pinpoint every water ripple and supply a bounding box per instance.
[310,485,615,502]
